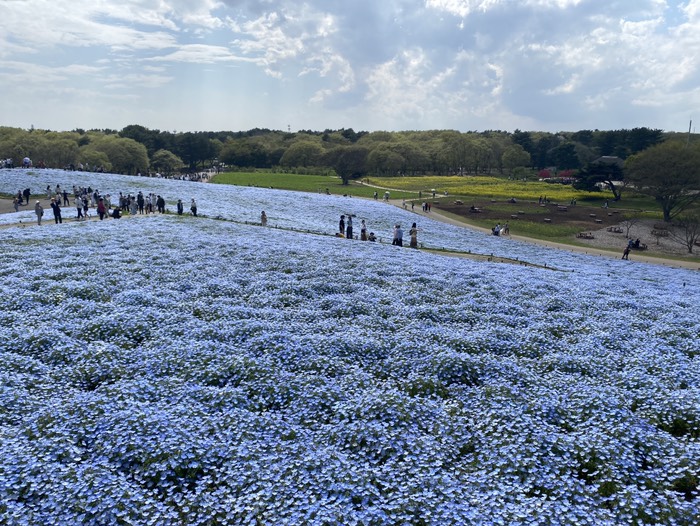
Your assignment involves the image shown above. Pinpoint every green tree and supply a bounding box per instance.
[84,135,149,174]
[279,141,324,168]
[326,145,369,185]
[502,144,531,175]
[150,149,185,176]
[625,141,700,221]
[574,156,624,200]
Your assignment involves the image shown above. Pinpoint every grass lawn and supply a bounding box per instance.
[212,171,673,243]
[211,171,417,199]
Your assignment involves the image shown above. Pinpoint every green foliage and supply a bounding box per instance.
[150,149,185,176]
[625,140,700,221]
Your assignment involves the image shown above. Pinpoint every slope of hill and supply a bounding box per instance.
[0,170,699,524]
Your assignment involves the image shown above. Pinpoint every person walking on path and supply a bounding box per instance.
[409,222,418,248]
[261,211,268,226]
[12,196,19,212]
[34,201,43,225]
[190,198,197,216]
[50,198,63,224]
[622,246,630,260]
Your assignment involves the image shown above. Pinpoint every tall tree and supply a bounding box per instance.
[326,146,369,185]
[625,141,700,221]
[574,156,624,200]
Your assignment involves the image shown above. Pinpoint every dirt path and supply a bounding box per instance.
[388,199,700,271]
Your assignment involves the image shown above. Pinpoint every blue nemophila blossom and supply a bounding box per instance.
[0,171,699,524]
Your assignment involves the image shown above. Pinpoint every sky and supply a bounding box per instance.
[1,0,699,134]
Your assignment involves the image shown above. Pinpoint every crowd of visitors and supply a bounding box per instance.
[11,182,199,226]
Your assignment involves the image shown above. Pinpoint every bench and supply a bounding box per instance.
[651,229,669,237]
[557,206,568,212]
[606,226,623,233]
[595,219,603,223]
[510,215,518,219]
[543,218,551,223]
[453,200,464,205]
[469,207,482,213]
[631,243,648,250]
[577,232,595,239]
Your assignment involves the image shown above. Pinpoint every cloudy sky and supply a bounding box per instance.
[1,0,698,134]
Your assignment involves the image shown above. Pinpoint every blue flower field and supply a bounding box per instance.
[0,169,699,525]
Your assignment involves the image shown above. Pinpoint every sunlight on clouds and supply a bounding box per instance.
[426,0,581,18]
[228,7,338,79]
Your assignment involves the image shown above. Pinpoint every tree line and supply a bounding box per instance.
[0,124,671,179]
[2,124,699,223]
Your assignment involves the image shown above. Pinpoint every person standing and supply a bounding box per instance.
[622,246,630,260]
[12,196,19,212]
[346,215,353,239]
[137,192,145,214]
[360,219,367,240]
[190,198,197,216]
[261,211,268,226]
[177,199,184,215]
[409,222,418,248]
[392,224,403,246]
[97,197,107,220]
[339,215,345,236]
[50,198,63,224]
[34,201,43,225]
[76,197,84,220]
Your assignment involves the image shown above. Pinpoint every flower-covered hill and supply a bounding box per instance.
[1,169,700,524]
[0,167,658,270]
[0,208,699,524]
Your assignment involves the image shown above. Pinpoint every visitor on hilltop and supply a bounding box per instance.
[13,196,19,212]
[409,222,418,248]
[346,215,353,239]
[34,201,43,225]
[82,196,90,218]
[368,232,377,242]
[261,211,268,227]
[360,219,367,240]
[339,215,345,236]
[622,246,630,260]
[50,198,62,224]
[190,198,197,216]
[111,207,122,219]
[156,195,165,214]
[177,199,184,215]
[137,192,145,214]
[62,189,69,206]
[23,188,30,204]
[76,198,84,221]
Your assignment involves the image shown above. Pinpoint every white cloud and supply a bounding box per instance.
[0,0,699,132]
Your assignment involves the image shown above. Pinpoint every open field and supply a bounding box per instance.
[1,168,699,524]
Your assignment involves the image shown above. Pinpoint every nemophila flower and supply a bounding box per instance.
[0,171,699,524]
